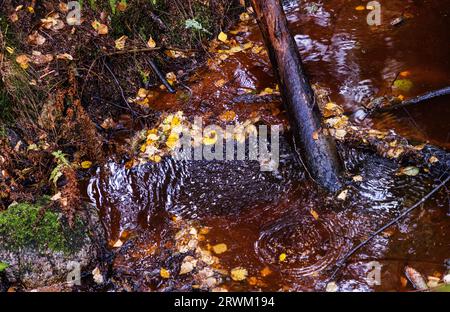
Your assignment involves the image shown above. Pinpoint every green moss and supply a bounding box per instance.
[0,202,86,254]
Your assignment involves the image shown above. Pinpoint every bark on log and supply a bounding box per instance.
[250,0,342,191]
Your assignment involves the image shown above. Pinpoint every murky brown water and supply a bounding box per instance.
[84,0,449,291]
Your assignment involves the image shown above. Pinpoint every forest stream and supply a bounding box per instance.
[80,0,450,292]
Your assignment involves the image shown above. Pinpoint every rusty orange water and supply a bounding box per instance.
[84,0,450,291]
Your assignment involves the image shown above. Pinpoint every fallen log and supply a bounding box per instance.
[250,0,342,191]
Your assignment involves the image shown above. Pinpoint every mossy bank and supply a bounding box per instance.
[0,201,105,290]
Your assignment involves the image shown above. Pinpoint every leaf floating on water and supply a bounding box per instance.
[399,70,411,78]
[92,267,104,285]
[352,175,363,182]
[160,268,171,279]
[429,156,439,164]
[212,243,228,255]
[398,166,419,176]
[337,189,348,201]
[393,79,413,92]
[312,130,319,140]
[112,239,123,248]
[230,267,248,281]
[81,161,92,169]
[279,253,287,262]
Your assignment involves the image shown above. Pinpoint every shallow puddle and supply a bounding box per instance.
[84,0,449,291]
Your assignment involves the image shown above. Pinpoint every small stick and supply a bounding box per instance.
[147,59,176,94]
[329,174,450,282]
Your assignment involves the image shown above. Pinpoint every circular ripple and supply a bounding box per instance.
[255,215,350,277]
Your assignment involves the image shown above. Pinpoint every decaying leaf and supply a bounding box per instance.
[28,31,46,45]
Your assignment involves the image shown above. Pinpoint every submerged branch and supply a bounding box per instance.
[329,174,450,283]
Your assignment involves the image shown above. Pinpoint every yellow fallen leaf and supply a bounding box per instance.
[260,266,272,277]
[166,132,179,150]
[240,12,251,22]
[355,5,365,11]
[115,35,128,50]
[398,166,419,176]
[218,32,228,43]
[92,20,108,35]
[219,111,236,122]
[6,46,15,54]
[166,72,177,85]
[203,130,218,145]
[27,6,34,13]
[149,155,162,163]
[310,209,319,220]
[116,1,127,12]
[400,70,411,77]
[214,79,226,88]
[137,88,149,98]
[279,253,287,262]
[56,53,74,61]
[429,156,439,164]
[230,267,248,281]
[312,130,319,140]
[16,54,30,69]
[112,239,123,248]
[81,161,93,169]
[10,13,19,23]
[212,243,228,254]
[147,37,156,48]
[160,268,170,279]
